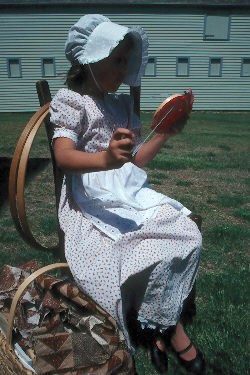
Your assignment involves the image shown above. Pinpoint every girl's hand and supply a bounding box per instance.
[165,115,189,136]
[105,128,135,168]
[133,115,189,168]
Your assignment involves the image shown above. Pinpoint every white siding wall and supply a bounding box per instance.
[0,7,250,111]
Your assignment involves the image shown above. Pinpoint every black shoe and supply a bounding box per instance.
[149,341,168,374]
[174,342,206,375]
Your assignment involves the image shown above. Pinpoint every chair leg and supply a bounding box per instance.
[189,213,202,231]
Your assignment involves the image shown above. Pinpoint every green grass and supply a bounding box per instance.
[176,180,193,187]
[233,207,250,222]
[0,111,250,375]
[213,194,248,208]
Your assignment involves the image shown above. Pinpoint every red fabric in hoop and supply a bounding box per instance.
[151,89,194,133]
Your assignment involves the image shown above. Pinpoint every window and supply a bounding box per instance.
[176,57,190,77]
[204,15,230,41]
[7,58,22,78]
[41,58,56,77]
[209,57,222,77]
[144,57,156,76]
[241,58,250,77]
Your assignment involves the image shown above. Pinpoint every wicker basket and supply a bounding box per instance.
[0,263,68,375]
[0,334,33,375]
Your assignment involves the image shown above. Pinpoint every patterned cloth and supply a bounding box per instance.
[50,88,202,348]
[0,261,133,374]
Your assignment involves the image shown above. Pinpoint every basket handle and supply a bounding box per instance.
[6,262,69,348]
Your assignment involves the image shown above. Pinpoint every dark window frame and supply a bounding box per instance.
[41,57,56,77]
[7,57,22,78]
[176,57,190,77]
[241,57,250,77]
[144,56,157,77]
[208,57,223,77]
[203,14,231,41]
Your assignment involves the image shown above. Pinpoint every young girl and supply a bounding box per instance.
[50,14,206,374]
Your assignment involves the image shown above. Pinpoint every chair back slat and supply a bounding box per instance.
[36,80,64,213]
[36,80,65,260]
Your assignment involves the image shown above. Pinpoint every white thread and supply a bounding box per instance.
[132,105,175,157]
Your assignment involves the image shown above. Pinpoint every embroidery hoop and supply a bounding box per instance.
[132,89,194,157]
[151,89,194,133]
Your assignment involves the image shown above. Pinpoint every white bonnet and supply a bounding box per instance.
[65,14,148,86]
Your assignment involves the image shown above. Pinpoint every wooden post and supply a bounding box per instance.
[130,86,141,118]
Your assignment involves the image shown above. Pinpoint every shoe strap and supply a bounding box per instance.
[177,341,193,356]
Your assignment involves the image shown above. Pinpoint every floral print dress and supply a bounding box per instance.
[50,88,202,347]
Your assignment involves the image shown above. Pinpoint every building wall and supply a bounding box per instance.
[0,6,250,111]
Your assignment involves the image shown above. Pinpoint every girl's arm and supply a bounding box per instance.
[133,116,187,168]
[133,132,170,167]
[54,128,135,173]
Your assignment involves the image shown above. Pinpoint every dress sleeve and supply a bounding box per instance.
[50,89,86,144]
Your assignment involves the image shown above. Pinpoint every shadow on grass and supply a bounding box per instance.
[208,351,238,375]
[0,157,50,209]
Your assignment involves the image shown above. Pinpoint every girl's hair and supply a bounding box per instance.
[65,63,87,94]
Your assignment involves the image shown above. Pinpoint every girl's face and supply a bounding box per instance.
[90,36,132,94]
